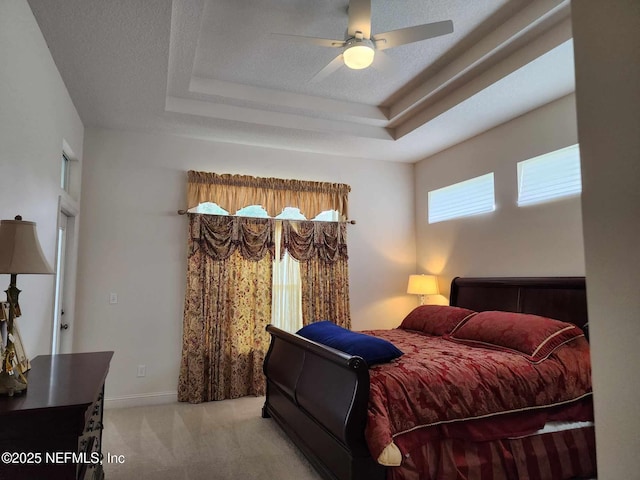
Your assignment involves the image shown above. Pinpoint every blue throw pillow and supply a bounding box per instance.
[296,321,403,366]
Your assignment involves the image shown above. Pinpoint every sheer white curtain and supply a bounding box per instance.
[271,221,303,332]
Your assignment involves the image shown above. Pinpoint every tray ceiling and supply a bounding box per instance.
[27,0,575,162]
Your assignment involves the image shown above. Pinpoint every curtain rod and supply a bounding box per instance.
[177,209,356,224]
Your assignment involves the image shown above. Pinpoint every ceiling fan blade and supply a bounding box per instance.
[271,33,345,48]
[347,0,372,38]
[309,54,344,83]
[371,50,395,74]
[373,20,453,50]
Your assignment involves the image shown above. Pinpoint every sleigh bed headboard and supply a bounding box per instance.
[450,277,588,333]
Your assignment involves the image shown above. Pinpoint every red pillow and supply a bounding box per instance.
[399,305,476,336]
[447,311,585,363]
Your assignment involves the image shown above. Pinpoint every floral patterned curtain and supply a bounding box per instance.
[178,172,352,403]
[300,259,351,328]
[178,215,273,403]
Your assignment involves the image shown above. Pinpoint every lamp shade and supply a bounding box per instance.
[407,274,439,295]
[0,217,53,274]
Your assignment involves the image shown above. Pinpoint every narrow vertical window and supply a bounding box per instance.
[61,153,71,192]
[428,173,495,224]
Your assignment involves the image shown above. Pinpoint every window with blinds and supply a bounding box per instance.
[517,145,582,207]
[428,173,495,224]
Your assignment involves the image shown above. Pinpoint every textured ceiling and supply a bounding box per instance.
[192,0,516,104]
[27,0,575,163]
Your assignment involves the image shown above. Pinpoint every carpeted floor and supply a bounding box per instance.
[101,396,323,480]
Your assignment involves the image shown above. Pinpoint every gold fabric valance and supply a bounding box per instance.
[189,214,274,262]
[187,171,351,220]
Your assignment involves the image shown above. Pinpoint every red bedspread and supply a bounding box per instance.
[363,329,592,465]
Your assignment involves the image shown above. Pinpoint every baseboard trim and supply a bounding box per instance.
[104,391,178,409]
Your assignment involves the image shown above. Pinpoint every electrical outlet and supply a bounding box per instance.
[109,292,118,304]
[137,365,146,377]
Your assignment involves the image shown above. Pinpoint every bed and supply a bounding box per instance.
[262,277,595,480]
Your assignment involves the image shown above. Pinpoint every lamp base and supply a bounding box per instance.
[0,371,27,396]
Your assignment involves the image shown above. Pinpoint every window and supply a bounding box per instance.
[236,205,269,218]
[428,173,495,224]
[61,153,71,192]
[190,202,338,333]
[517,145,581,206]
[191,202,229,215]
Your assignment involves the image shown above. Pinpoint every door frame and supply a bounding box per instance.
[52,194,79,354]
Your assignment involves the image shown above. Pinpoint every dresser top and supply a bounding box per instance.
[0,351,113,414]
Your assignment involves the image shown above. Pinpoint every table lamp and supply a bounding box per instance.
[407,274,439,305]
[0,215,53,396]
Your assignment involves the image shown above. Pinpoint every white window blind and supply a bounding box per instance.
[517,145,582,207]
[428,173,495,224]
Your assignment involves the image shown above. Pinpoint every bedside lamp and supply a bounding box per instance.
[0,216,53,396]
[407,274,439,305]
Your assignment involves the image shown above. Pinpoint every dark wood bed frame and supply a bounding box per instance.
[262,277,588,480]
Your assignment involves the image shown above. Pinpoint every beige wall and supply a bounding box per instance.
[0,0,84,357]
[414,94,585,297]
[76,128,416,403]
[572,1,640,476]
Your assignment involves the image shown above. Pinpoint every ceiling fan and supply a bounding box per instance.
[272,0,454,82]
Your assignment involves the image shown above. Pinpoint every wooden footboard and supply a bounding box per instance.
[262,324,385,480]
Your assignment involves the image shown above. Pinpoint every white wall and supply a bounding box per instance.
[414,94,584,297]
[76,128,415,403]
[0,0,84,357]
[572,1,640,476]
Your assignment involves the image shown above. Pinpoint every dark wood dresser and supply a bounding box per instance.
[0,351,113,480]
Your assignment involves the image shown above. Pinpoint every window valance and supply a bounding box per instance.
[187,171,351,220]
[189,214,348,263]
[189,214,275,262]
[281,221,348,263]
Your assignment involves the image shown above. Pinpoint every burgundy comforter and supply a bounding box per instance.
[363,328,592,465]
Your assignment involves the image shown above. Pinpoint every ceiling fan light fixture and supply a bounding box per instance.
[343,38,375,70]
